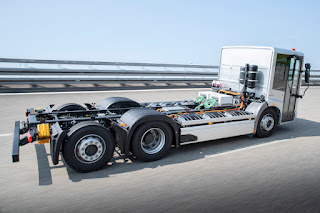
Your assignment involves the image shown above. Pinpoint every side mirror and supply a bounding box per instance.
[305,63,311,83]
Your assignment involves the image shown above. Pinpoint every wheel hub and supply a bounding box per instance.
[141,128,165,154]
[260,114,275,132]
[85,145,98,156]
[75,135,105,164]
[145,133,155,144]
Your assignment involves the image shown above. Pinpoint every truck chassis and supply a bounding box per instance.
[13,90,275,172]
[12,46,310,173]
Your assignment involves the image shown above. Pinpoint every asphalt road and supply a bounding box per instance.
[0,87,319,213]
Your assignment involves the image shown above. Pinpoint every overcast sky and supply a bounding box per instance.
[0,0,319,68]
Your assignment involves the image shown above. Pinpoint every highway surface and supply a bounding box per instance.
[0,87,319,212]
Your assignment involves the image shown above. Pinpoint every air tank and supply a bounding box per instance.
[239,66,245,84]
[247,65,258,89]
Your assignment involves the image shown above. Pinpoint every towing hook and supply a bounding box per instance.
[19,121,29,134]
[19,137,29,146]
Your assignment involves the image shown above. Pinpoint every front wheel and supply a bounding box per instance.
[131,121,173,161]
[62,123,115,173]
[256,108,278,138]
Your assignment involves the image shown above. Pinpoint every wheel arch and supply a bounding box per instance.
[119,108,180,155]
[245,101,269,132]
[56,103,86,111]
[269,106,280,125]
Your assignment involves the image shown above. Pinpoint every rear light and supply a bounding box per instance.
[27,131,33,143]
[25,109,30,117]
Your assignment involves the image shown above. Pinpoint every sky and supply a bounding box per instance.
[0,0,319,68]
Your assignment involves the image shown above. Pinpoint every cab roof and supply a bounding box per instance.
[222,46,304,57]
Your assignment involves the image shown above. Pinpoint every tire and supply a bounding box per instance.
[62,123,115,173]
[57,103,86,111]
[256,108,278,138]
[131,121,173,162]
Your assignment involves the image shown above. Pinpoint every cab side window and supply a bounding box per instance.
[273,54,290,91]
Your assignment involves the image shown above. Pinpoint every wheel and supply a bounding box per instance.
[131,121,173,161]
[256,108,278,138]
[62,123,115,173]
[57,103,86,111]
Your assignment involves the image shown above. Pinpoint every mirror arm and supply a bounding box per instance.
[291,94,303,99]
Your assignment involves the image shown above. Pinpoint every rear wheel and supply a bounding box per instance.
[62,123,115,172]
[131,121,172,161]
[256,108,278,138]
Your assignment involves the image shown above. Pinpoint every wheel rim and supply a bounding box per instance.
[141,128,166,154]
[260,114,275,132]
[74,134,106,164]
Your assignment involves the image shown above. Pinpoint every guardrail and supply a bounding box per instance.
[0,58,318,85]
[0,58,218,84]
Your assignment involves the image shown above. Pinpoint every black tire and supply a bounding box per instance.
[256,108,278,138]
[131,121,173,162]
[62,123,115,173]
[57,103,86,111]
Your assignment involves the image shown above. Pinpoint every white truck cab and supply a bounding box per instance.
[216,46,305,124]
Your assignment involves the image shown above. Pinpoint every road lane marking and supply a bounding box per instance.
[0,88,209,96]
[0,133,13,137]
[206,139,289,158]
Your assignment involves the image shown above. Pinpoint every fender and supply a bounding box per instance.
[50,121,111,165]
[50,123,66,165]
[119,108,180,155]
[245,101,269,132]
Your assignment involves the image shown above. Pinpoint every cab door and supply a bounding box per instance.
[282,56,303,122]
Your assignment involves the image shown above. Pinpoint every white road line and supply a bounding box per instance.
[0,88,209,96]
[0,133,13,137]
[206,139,289,158]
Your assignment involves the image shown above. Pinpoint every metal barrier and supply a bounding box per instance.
[0,58,318,84]
[0,58,218,84]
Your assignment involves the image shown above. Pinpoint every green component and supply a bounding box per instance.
[194,96,205,104]
[195,105,202,110]
[204,98,217,109]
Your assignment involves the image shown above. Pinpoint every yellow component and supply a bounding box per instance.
[120,123,127,127]
[254,130,257,133]
[38,138,50,144]
[273,103,277,106]
[218,90,241,96]
[37,123,50,139]
[208,122,213,125]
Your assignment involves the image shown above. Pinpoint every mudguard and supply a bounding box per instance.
[50,121,110,165]
[245,101,269,131]
[119,108,180,155]
[98,97,140,109]
[50,123,67,165]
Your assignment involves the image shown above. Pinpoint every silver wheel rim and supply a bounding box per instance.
[141,128,166,154]
[260,114,275,132]
[74,134,106,164]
